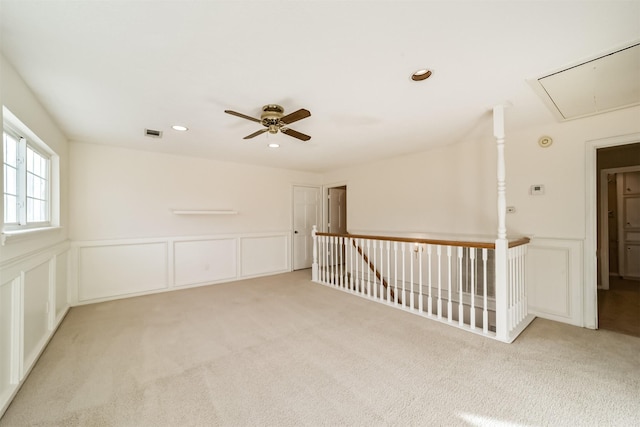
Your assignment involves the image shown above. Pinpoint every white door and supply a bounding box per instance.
[293,186,321,270]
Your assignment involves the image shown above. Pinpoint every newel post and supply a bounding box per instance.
[312,225,319,281]
[493,105,509,342]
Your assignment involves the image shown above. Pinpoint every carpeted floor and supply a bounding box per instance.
[1,270,639,426]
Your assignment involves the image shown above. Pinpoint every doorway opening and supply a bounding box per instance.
[595,143,640,337]
[327,185,347,234]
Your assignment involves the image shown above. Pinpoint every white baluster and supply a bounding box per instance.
[379,241,384,300]
[332,236,340,288]
[509,247,515,330]
[458,247,464,327]
[410,243,415,310]
[386,241,391,303]
[367,239,372,297]
[338,236,343,287]
[402,242,406,308]
[483,248,489,335]
[393,241,398,305]
[325,235,330,284]
[436,245,453,322]
[323,235,328,283]
[427,244,433,316]
[519,245,528,321]
[359,238,364,295]
[340,236,345,288]
[352,239,362,292]
[418,244,423,313]
[470,248,476,330]
[337,236,341,287]
[322,235,328,283]
[329,236,336,286]
[518,247,524,323]
[512,247,518,324]
[373,240,378,299]
[332,236,337,286]
[349,237,354,291]
[511,247,517,328]
[338,236,347,288]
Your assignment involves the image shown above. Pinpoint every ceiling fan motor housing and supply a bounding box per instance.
[261,104,284,127]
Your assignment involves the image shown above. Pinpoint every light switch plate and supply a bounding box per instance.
[530,184,545,195]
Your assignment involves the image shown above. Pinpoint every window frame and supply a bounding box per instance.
[2,107,59,235]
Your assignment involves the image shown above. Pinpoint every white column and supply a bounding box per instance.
[494,104,509,342]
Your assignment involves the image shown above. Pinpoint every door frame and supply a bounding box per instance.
[585,132,640,329]
[323,181,348,233]
[291,184,322,271]
[599,165,640,290]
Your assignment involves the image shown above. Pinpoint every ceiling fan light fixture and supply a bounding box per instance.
[411,68,433,81]
[225,105,311,141]
[268,143,280,148]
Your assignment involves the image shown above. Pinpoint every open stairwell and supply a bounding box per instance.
[312,229,534,343]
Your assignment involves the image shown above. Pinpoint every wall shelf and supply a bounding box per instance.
[171,210,238,215]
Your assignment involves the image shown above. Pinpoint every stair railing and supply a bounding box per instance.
[311,226,532,343]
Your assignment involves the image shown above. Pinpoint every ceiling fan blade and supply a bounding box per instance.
[225,110,261,123]
[281,127,311,141]
[280,109,311,125]
[243,128,269,139]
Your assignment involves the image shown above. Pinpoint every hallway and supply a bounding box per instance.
[598,277,640,337]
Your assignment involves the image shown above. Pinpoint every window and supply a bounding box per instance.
[3,108,57,232]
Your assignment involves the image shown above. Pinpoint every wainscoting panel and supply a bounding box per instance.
[174,238,237,287]
[72,232,291,305]
[527,238,583,326]
[55,252,68,319]
[77,242,168,302]
[0,278,15,412]
[0,241,70,418]
[240,234,289,277]
[23,261,50,371]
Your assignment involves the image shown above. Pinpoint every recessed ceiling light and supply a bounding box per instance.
[171,125,188,131]
[411,69,433,81]
[268,143,280,148]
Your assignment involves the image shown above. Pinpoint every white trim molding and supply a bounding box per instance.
[70,231,291,305]
[585,132,640,329]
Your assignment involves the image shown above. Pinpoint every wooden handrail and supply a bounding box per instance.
[315,232,530,249]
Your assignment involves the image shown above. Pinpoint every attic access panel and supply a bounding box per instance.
[530,42,640,121]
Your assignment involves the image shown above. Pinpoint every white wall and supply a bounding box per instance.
[68,143,322,303]
[0,55,71,417]
[322,105,640,327]
[69,143,321,240]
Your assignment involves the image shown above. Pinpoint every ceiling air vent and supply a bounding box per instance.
[144,128,163,138]
[529,42,640,121]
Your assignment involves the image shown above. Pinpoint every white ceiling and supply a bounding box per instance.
[1,1,639,173]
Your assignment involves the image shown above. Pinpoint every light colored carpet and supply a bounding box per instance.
[1,270,639,426]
